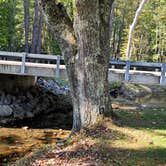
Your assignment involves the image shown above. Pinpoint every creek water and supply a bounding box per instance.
[0,127,70,164]
[135,93,166,107]
[0,92,165,164]
[0,103,72,164]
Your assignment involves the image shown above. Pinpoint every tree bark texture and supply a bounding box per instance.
[31,0,44,53]
[36,12,44,54]
[24,0,29,53]
[39,0,114,131]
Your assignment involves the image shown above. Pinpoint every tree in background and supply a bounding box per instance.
[24,0,30,53]
[0,0,165,61]
[126,0,148,60]
[31,0,44,54]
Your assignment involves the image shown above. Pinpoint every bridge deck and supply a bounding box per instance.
[0,51,165,86]
[0,60,67,78]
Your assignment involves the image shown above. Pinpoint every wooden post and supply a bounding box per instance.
[125,61,130,82]
[160,63,166,85]
[56,55,60,78]
[21,52,27,74]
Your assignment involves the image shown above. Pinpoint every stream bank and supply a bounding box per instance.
[0,79,166,164]
[0,78,73,164]
[0,78,72,128]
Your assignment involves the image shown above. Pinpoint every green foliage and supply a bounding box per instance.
[112,0,166,62]
[109,81,122,89]
[0,0,165,61]
[0,0,62,54]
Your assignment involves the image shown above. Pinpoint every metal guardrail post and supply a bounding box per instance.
[56,55,60,78]
[160,63,166,85]
[125,61,130,82]
[21,52,27,74]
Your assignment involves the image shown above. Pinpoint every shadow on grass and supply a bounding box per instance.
[36,141,166,166]
[82,124,134,141]
[113,107,166,130]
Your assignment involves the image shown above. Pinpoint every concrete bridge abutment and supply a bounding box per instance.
[0,74,36,92]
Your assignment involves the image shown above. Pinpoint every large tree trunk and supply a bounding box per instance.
[39,0,114,132]
[70,0,113,131]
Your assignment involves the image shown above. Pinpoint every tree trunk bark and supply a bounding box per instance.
[36,11,44,54]
[23,0,29,53]
[69,0,113,131]
[39,0,114,132]
[31,0,39,53]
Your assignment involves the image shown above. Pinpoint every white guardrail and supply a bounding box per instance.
[0,51,165,85]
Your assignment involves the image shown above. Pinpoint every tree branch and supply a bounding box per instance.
[38,0,77,58]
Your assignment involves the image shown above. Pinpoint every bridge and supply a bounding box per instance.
[0,51,166,86]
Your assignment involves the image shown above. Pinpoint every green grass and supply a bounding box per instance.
[110,107,166,165]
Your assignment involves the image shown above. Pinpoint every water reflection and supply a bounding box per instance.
[0,127,70,164]
[135,93,166,107]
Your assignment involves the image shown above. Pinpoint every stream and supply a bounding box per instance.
[0,81,166,164]
[135,94,166,107]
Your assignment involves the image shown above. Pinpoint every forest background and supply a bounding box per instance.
[0,0,165,62]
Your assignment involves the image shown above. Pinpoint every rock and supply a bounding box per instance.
[0,92,6,104]
[0,105,13,117]
[26,91,33,100]
[22,126,29,130]
[12,105,24,119]
[36,77,70,95]
[25,112,34,118]
[0,78,72,126]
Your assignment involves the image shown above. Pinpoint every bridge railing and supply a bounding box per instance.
[109,60,166,85]
[0,51,165,85]
[0,51,64,78]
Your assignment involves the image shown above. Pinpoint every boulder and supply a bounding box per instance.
[0,105,13,117]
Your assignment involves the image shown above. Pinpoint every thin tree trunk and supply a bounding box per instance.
[36,12,44,54]
[109,5,114,59]
[31,0,39,53]
[116,0,127,59]
[126,0,148,60]
[23,0,29,53]
[138,34,143,61]
[8,0,16,51]
[111,8,117,59]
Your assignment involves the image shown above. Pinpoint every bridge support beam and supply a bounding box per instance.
[0,74,36,92]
